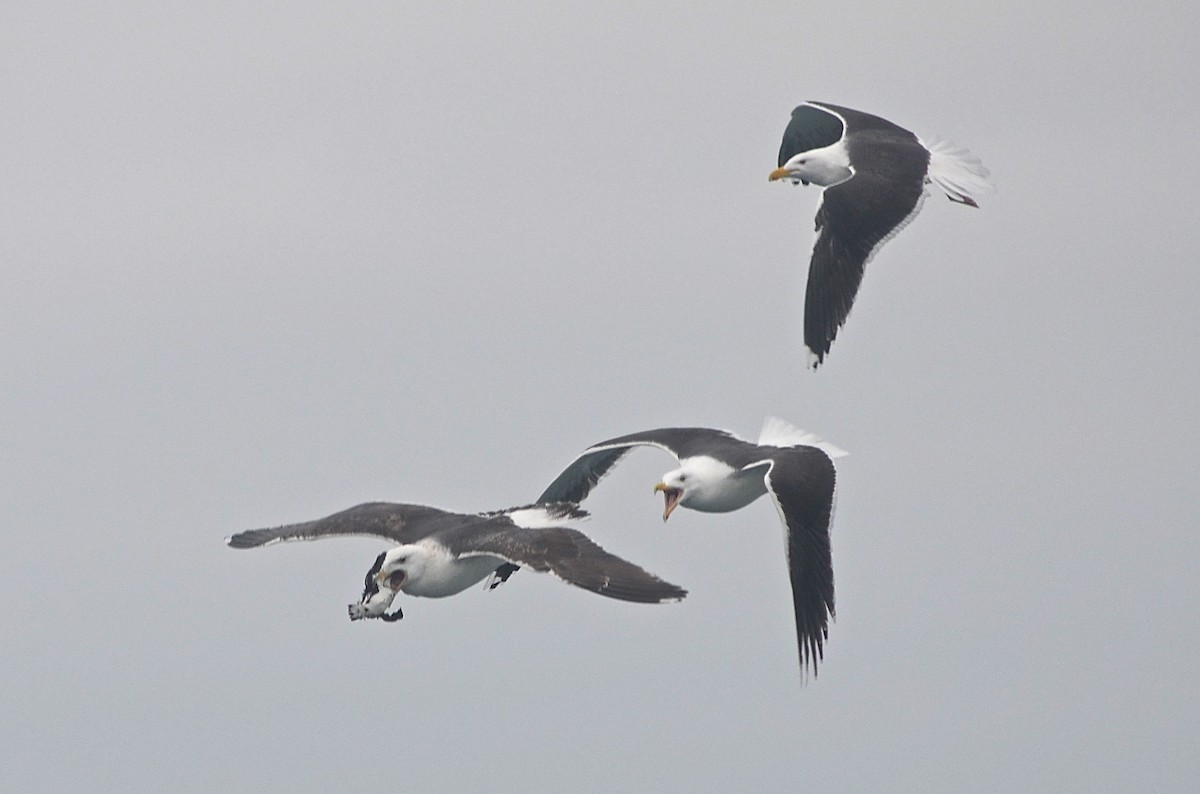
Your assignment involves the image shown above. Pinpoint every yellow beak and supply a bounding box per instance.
[768,167,792,182]
[653,482,683,521]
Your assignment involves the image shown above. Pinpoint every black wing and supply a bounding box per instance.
[807,102,916,139]
[804,131,929,366]
[537,428,741,504]
[778,103,845,165]
[761,447,838,677]
[454,522,687,604]
[225,502,457,549]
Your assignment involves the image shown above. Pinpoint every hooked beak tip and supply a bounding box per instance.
[655,483,682,521]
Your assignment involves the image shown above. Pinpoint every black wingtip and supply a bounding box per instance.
[604,578,689,605]
[649,580,688,603]
[663,585,689,603]
[794,619,832,682]
[799,642,824,682]
[225,530,265,549]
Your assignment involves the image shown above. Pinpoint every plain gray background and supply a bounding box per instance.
[3,3,1197,791]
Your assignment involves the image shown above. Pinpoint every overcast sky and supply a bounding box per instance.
[3,3,1198,792]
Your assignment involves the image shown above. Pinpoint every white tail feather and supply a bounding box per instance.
[922,138,992,206]
[757,416,848,458]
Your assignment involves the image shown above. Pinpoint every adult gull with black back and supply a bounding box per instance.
[770,101,992,366]
[539,417,846,678]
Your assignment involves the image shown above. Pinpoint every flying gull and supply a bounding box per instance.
[538,416,846,677]
[769,100,992,366]
[226,501,687,622]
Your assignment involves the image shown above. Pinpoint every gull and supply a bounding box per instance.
[226,501,686,622]
[770,100,991,366]
[539,416,846,676]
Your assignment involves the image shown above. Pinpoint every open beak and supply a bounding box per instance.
[768,167,791,182]
[376,570,406,591]
[653,482,683,521]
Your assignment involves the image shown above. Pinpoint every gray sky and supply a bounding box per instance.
[3,3,1197,791]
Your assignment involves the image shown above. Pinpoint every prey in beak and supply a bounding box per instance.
[653,482,683,522]
[348,583,404,622]
[348,552,405,622]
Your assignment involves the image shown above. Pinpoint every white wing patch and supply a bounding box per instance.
[757,416,848,459]
[503,504,588,530]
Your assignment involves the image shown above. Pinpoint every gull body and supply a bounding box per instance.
[226,501,688,624]
[540,416,846,677]
[770,100,991,366]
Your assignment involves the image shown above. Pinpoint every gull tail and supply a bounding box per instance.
[757,416,848,459]
[922,138,992,207]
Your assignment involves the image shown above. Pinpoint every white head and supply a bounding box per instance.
[374,544,430,593]
[652,458,728,520]
[768,142,853,188]
[348,544,428,622]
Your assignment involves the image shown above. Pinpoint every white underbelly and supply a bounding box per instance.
[402,555,504,598]
[683,471,767,513]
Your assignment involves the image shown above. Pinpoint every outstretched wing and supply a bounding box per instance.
[760,447,838,677]
[537,427,739,504]
[452,522,687,604]
[225,502,456,549]
[803,127,929,366]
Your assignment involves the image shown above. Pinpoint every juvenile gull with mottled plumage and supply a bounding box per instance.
[226,501,687,622]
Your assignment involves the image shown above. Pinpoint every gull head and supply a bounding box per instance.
[348,547,418,622]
